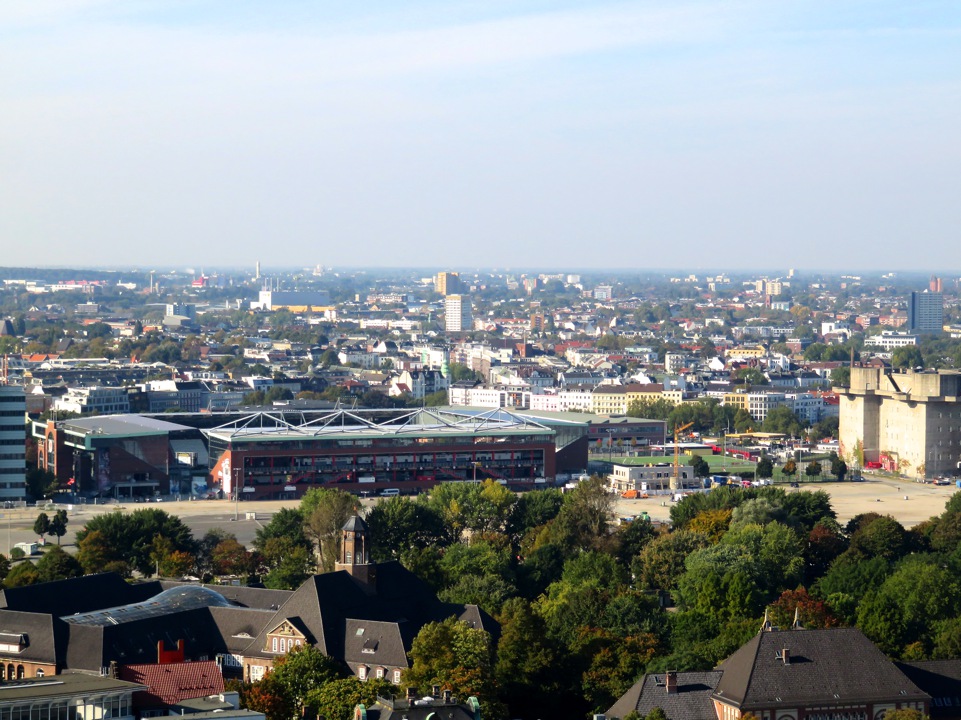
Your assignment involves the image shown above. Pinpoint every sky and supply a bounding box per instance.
[2,1,960,272]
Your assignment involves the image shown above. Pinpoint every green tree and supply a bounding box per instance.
[858,558,961,656]
[25,468,59,500]
[306,677,393,720]
[756,456,774,479]
[270,644,347,715]
[76,529,113,574]
[691,454,710,479]
[4,561,39,587]
[883,711,929,720]
[636,530,710,593]
[733,367,767,386]
[495,598,562,719]
[253,508,311,556]
[366,497,451,561]
[892,346,924,370]
[48,510,68,545]
[805,460,822,478]
[830,366,850,388]
[300,488,360,572]
[782,458,797,477]
[35,545,83,582]
[211,538,257,577]
[33,513,50,538]
[547,476,615,552]
[439,574,517,616]
[762,406,804,436]
[261,537,313,590]
[830,454,848,481]
[74,508,197,576]
[733,409,756,433]
[234,673,295,720]
[403,617,500,717]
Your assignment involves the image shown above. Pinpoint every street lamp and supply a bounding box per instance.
[233,467,241,521]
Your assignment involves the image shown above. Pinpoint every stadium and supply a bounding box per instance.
[203,407,562,499]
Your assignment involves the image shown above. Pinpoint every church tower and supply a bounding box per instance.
[335,515,376,592]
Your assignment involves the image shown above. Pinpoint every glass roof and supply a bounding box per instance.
[62,586,232,626]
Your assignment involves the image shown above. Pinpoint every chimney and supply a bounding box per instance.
[431,685,440,698]
[665,671,678,694]
[443,690,452,704]
[406,688,416,701]
[780,648,791,665]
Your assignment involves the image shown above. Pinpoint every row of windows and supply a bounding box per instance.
[0,439,23,445]
[0,468,24,475]
[0,397,24,403]
[0,411,25,417]
[270,636,303,653]
[0,453,24,460]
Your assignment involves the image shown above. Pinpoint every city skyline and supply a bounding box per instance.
[3,1,960,270]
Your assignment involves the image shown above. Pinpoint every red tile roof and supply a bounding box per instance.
[119,661,224,706]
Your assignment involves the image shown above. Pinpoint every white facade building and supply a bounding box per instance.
[864,332,920,351]
[444,295,472,333]
[54,387,130,416]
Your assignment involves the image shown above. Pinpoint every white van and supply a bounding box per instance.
[379,488,400,497]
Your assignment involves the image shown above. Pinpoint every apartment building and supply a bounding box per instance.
[0,384,25,500]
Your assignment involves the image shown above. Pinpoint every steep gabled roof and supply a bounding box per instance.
[713,629,929,710]
[0,611,60,666]
[607,671,722,720]
[241,562,497,665]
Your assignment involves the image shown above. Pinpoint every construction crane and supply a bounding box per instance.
[672,421,694,489]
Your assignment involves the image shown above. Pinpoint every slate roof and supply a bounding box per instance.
[63,607,226,670]
[0,611,61,666]
[897,660,961,718]
[344,619,409,670]
[240,562,497,664]
[343,516,369,533]
[208,607,276,655]
[607,671,722,720]
[713,629,929,710]
[119,660,224,707]
[0,574,160,617]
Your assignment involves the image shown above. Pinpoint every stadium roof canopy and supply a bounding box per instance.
[202,407,553,443]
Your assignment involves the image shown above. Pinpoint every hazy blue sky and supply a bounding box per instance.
[2,1,959,271]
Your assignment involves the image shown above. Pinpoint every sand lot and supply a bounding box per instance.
[615,476,959,528]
